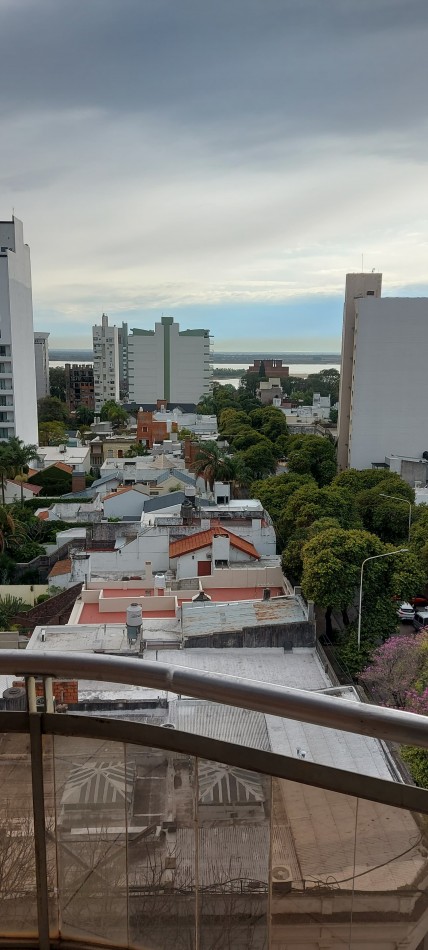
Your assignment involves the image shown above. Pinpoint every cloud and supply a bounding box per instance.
[2,0,428,346]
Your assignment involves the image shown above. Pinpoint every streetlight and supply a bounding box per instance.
[357,549,408,650]
[379,493,412,542]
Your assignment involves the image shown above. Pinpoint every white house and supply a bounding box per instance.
[103,485,150,519]
[169,528,260,580]
[35,446,91,473]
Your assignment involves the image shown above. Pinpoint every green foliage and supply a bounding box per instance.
[279,484,360,541]
[99,401,128,427]
[234,442,277,480]
[281,368,340,403]
[37,396,69,424]
[401,747,428,788]
[0,595,30,630]
[75,406,94,426]
[287,434,336,486]
[329,408,338,424]
[258,360,266,378]
[193,441,233,490]
[13,539,46,563]
[249,406,288,442]
[38,421,68,446]
[27,465,72,496]
[125,443,149,457]
[49,367,66,401]
[335,626,378,677]
[301,527,385,611]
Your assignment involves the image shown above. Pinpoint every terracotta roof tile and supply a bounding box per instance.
[48,558,72,578]
[103,486,133,501]
[52,461,73,474]
[169,527,260,560]
[7,479,42,494]
[36,510,49,520]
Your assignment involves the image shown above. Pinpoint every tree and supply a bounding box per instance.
[38,421,68,446]
[75,406,94,427]
[0,445,15,506]
[193,441,233,490]
[360,631,428,709]
[49,366,66,401]
[231,428,270,453]
[27,464,72,497]
[279,484,360,541]
[125,443,149,458]
[258,360,266,378]
[37,396,69,424]
[235,442,277,480]
[99,401,128,428]
[287,434,336,486]
[250,406,288,442]
[6,438,40,505]
[0,507,25,554]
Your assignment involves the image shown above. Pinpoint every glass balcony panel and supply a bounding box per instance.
[197,757,270,949]
[126,743,196,949]
[53,735,129,946]
[353,796,428,946]
[43,734,59,938]
[270,777,357,946]
[0,732,38,936]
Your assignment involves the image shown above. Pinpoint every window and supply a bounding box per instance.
[367,290,375,296]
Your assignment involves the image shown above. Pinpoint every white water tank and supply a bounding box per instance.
[126,603,143,644]
[154,573,166,592]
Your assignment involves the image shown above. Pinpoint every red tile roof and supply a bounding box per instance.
[103,486,133,501]
[169,526,260,560]
[49,558,72,578]
[7,479,42,494]
[52,461,73,474]
[36,510,49,520]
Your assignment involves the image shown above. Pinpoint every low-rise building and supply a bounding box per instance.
[247,358,289,378]
[257,378,283,404]
[34,445,91,473]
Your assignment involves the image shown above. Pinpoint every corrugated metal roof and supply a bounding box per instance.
[182,596,306,637]
[170,700,270,750]
[143,491,186,512]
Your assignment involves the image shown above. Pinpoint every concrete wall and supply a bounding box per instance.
[185,621,315,649]
[89,529,170,575]
[0,584,48,604]
[174,545,252,580]
[349,298,428,469]
[337,272,382,471]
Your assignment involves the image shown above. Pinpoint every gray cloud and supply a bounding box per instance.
[1,0,428,340]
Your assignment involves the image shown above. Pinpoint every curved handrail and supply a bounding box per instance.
[1,649,428,749]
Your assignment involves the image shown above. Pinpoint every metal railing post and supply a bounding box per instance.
[26,676,51,950]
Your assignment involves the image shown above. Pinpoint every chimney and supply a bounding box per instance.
[71,469,86,493]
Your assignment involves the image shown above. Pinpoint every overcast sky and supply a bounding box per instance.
[2,0,428,350]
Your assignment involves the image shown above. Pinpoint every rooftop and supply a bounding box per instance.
[169,526,260,560]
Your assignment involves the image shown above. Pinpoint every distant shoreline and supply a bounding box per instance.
[50,349,341,365]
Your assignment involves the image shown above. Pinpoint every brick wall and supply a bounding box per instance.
[13,679,78,703]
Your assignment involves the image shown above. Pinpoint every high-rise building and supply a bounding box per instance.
[92,313,120,413]
[0,216,38,444]
[337,274,428,472]
[118,321,128,397]
[65,363,95,414]
[128,316,212,405]
[34,331,50,401]
[337,273,382,470]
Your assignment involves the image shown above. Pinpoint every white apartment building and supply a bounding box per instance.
[128,316,212,405]
[92,313,120,412]
[338,276,428,471]
[34,331,50,400]
[0,216,38,444]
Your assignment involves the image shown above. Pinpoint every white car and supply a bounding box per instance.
[397,602,415,622]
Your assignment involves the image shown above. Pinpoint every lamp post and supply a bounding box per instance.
[357,549,408,650]
[379,493,412,542]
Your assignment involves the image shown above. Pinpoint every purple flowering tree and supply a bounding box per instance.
[360,630,428,709]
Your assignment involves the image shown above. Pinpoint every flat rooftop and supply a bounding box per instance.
[182,595,307,637]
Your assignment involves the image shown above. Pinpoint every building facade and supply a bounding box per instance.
[337,272,382,470]
[92,313,120,412]
[248,358,289,378]
[338,275,428,472]
[34,331,50,400]
[65,363,95,414]
[0,217,38,444]
[128,316,212,405]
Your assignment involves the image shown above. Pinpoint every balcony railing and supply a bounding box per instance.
[0,650,427,949]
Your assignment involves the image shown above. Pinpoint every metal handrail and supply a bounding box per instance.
[1,649,428,750]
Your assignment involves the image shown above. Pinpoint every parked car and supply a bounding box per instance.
[413,610,428,631]
[397,602,415,622]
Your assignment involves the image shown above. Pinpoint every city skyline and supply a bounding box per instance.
[3,0,428,349]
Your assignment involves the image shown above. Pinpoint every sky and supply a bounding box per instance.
[2,0,428,351]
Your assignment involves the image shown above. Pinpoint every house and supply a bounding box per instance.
[169,526,260,579]
[3,479,42,503]
[34,445,91,473]
[103,485,150,519]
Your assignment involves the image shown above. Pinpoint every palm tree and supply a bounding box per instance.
[228,455,252,499]
[6,438,40,506]
[193,441,233,492]
[0,506,25,554]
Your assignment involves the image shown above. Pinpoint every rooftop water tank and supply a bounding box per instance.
[154,573,166,591]
[126,603,143,645]
[3,686,27,711]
